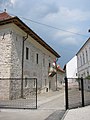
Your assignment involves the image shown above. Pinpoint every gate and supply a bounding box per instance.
[65,77,84,109]
[83,78,90,106]
[0,78,37,109]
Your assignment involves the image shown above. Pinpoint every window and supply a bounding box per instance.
[78,74,80,78]
[48,56,51,67]
[34,80,36,87]
[86,50,88,63]
[36,53,38,64]
[49,62,51,67]
[26,47,29,60]
[87,70,89,76]
[80,55,82,66]
[76,73,77,76]
[25,78,28,87]
[83,53,85,64]
[77,56,79,66]
[83,72,85,78]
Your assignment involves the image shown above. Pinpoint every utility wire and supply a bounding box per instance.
[0,9,89,37]
[20,17,89,37]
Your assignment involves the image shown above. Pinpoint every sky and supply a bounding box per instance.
[0,0,90,68]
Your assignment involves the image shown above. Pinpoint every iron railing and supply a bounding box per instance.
[0,78,37,109]
[65,77,87,110]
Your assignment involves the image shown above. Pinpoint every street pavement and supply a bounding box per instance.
[1,89,90,120]
[63,106,90,120]
[0,89,66,120]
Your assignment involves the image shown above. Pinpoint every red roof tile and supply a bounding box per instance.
[57,65,65,73]
[0,12,11,21]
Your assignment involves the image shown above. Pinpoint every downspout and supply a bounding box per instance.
[21,34,28,98]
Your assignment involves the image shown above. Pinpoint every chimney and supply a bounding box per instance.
[4,9,6,12]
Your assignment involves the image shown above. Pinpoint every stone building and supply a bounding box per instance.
[0,12,61,100]
[56,65,65,89]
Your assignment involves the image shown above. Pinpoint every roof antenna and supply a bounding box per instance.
[4,9,6,12]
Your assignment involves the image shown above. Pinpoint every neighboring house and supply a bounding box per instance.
[0,12,60,100]
[76,38,90,91]
[56,65,65,89]
[64,56,78,83]
[48,61,65,90]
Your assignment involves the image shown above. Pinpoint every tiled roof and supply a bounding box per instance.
[57,68,65,73]
[76,37,90,55]
[57,65,65,73]
[0,12,11,21]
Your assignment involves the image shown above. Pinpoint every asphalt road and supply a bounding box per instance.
[38,92,65,110]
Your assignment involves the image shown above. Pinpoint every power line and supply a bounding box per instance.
[0,9,89,37]
[20,17,89,37]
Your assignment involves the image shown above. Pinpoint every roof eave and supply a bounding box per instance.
[76,37,90,55]
[0,17,60,58]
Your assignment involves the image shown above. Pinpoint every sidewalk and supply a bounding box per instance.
[0,90,65,120]
[63,106,90,120]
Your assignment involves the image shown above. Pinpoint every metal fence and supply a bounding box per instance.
[83,78,90,106]
[65,77,90,110]
[0,78,37,109]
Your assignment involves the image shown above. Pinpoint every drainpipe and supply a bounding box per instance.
[21,34,28,98]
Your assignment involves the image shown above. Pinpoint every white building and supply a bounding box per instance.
[66,56,77,78]
[76,38,90,91]
[65,56,78,83]
[76,38,90,78]
[0,12,61,100]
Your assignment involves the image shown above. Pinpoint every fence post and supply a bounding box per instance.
[81,77,84,107]
[65,76,68,110]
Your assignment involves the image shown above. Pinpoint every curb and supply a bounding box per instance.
[61,110,69,120]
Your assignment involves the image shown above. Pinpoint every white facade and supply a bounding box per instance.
[65,56,77,83]
[66,56,77,78]
[76,38,90,78]
[76,38,90,91]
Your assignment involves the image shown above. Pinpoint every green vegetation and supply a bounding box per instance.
[85,75,90,80]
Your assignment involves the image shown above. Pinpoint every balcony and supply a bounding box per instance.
[48,67,56,77]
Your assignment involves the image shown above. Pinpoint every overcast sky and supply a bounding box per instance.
[0,0,90,67]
